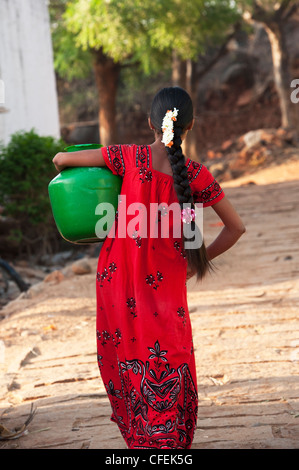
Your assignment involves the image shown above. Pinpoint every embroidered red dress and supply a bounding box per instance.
[96,144,224,449]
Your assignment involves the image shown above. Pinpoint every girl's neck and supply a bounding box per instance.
[150,138,173,176]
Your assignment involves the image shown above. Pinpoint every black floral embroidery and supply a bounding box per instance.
[97,327,122,348]
[97,262,117,287]
[126,297,137,318]
[145,271,163,290]
[193,179,223,205]
[97,329,111,346]
[136,145,152,183]
[107,145,125,176]
[115,328,122,339]
[201,190,211,201]
[136,145,149,167]
[186,160,202,183]
[185,158,224,204]
[102,330,111,341]
[174,241,187,259]
[177,307,186,326]
[106,379,122,399]
[97,353,103,367]
[145,274,155,286]
[109,262,117,273]
[113,328,122,348]
[139,167,153,183]
[132,230,142,248]
[148,340,168,365]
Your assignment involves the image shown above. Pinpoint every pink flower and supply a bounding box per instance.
[181,207,195,224]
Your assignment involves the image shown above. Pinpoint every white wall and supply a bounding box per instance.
[0,0,60,144]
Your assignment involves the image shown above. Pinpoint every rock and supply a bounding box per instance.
[221,139,233,151]
[243,129,264,149]
[51,250,73,266]
[61,265,75,278]
[26,281,45,298]
[236,89,253,107]
[71,259,92,275]
[44,270,65,283]
[207,150,217,159]
[40,250,74,267]
[209,163,227,179]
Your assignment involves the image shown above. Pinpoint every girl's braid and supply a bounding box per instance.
[166,127,193,207]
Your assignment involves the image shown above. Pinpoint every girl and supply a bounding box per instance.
[53,87,245,449]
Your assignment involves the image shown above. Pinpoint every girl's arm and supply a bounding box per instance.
[206,196,246,261]
[52,148,106,172]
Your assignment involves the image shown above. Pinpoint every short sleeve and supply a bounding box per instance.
[187,160,225,207]
[102,145,133,177]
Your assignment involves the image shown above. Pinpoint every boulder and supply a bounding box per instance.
[44,270,65,283]
[71,259,92,275]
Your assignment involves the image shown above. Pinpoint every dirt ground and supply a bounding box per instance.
[0,158,299,449]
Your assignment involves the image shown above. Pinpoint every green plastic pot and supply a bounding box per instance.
[48,144,122,244]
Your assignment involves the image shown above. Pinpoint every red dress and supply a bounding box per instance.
[96,144,224,449]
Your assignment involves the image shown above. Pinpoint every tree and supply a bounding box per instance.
[239,0,299,129]
[50,0,239,148]
[52,0,169,145]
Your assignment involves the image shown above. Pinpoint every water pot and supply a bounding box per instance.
[48,144,121,244]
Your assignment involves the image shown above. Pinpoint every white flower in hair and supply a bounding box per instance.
[161,108,179,148]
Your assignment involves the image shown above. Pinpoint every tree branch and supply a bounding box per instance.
[195,23,241,82]
[248,0,298,25]
[278,0,292,14]
[250,1,272,24]
[282,2,299,20]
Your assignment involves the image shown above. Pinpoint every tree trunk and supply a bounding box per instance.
[246,1,298,130]
[184,59,198,160]
[173,26,240,159]
[92,49,121,146]
[171,50,187,88]
[264,23,297,129]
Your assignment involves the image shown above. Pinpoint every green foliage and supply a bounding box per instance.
[51,0,240,78]
[0,130,64,227]
[49,0,92,80]
[146,0,240,60]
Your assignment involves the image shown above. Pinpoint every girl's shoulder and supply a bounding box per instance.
[102,144,150,177]
[186,158,225,207]
[185,158,207,184]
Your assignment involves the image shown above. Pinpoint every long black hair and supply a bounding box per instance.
[150,87,212,279]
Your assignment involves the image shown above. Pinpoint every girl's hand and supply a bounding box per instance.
[52,148,106,172]
[207,196,246,260]
[52,153,66,172]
